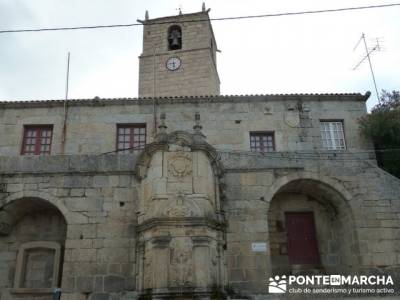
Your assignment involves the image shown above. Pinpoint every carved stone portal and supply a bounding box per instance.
[135,131,226,299]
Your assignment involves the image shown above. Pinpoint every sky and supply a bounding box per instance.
[0,0,399,110]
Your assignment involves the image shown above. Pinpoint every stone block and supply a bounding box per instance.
[6,183,23,193]
[72,249,97,262]
[0,251,16,261]
[103,275,125,292]
[97,248,129,263]
[93,175,109,187]
[76,276,94,292]
[229,269,245,282]
[71,188,85,197]
[94,276,104,292]
[371,253,397,266]
[62,292,89,300]
[64,176,93,188]
[100,155,119,172]
[65,197,102,212]
[67,224,97,239]
[56,189,70,197]
[90,294,110,300]
[65,239,92,249]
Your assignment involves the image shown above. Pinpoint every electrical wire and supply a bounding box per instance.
[1,3,399,34]
[99,144,400,162]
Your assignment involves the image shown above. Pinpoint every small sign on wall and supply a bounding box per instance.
[251,242,267,252]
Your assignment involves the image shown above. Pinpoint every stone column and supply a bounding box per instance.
[152,236,171,289]
[136,242,145,291]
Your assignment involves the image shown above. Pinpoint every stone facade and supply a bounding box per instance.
[1,6,400,300]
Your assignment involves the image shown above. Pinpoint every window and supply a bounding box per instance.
[117,124,146,153]
[13,241,62,293]
[250,132,275,152]
[320,121,346,150]
[21,125,53,155]
[168,25,182,50]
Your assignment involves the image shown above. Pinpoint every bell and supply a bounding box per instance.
[168,29,181,50]
[170,37,180,48]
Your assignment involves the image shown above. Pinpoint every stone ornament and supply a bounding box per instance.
[168,152,192,178]
[167,205,192,218]
[170,239,193,287]
[284,110,300,128]
[166,193,196,217]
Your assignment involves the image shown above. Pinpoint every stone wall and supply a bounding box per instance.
[0,150,399,298]
[0,95,369,156]
[0,155,138,299]
[221,151,400,296]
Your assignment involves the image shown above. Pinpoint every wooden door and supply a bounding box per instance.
[285,212,320,265]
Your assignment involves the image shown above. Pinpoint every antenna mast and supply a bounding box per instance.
[61,52,70,153]
[353,33,381,103]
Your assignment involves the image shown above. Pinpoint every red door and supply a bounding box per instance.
[285,212,320,265]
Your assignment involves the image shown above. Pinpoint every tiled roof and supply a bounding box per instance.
[0,92,371,108]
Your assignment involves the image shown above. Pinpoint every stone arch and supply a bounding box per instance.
[135,130,224,181]
[1,191,87,229]
[0,195,68,295]
[264,172,354,208]
[168,25,182,50]
[266,172,360,275]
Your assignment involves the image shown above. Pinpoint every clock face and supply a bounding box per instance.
[166,57,181,71]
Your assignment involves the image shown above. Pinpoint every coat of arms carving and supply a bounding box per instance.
[168,153,192,178]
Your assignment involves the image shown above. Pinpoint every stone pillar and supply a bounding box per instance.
[136,242,145,291]
[152,236,171,289]
[192,236,211,288]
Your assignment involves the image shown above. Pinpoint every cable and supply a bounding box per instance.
[99,143,400,162]
[1,3,399,34]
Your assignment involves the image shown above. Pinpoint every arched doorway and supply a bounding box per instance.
[267,178,359,275]
[0,197,67,297]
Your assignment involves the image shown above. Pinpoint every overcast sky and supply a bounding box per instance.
[0,0,399,110]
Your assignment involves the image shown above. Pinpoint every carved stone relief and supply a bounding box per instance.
[168,152,192,179]
[169,238,193,287]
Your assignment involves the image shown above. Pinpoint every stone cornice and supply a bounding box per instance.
[0,151,375,175]
[135,217,226,233]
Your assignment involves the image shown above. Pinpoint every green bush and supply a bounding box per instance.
[359,90,400,178]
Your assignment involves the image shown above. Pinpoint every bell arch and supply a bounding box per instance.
[266,173,360,275]
[168,25,182,50]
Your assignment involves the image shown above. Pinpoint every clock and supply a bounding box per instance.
[166,57,181,71]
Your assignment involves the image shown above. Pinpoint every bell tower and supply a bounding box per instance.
[138,6,220,97]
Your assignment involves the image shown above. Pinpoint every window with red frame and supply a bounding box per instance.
[250,132,275,152]
[21,126,53,155]
[117,124,146,153]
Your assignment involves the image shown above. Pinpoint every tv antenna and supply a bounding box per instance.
[352,33,383,103]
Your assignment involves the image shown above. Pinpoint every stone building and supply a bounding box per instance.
[0,6,399,300]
